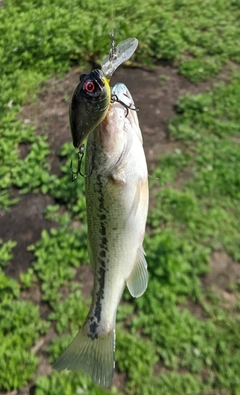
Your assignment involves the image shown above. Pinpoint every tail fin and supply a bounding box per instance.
[53,328,115,388]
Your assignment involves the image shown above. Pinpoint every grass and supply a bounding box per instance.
[0,240,49,390]
[0,0,240,394]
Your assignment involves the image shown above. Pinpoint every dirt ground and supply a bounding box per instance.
[0,64,238,394]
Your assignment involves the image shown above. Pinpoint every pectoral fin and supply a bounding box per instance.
[126,247,148,297]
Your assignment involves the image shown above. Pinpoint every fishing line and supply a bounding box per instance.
[109,0,117,61]
[111,0,115,33]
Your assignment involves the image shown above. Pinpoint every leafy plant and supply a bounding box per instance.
[48,289,89,334]
[116,327,157,395]
[34,371,121,395]
[28,224,88,305]
[0,263,49,391]
[0,239,17,269]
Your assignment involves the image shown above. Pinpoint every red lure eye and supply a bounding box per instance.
[84,81,95,93]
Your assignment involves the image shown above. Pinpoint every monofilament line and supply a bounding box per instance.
[109,0,117,61]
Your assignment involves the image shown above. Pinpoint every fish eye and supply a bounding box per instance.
[84,81,95,93]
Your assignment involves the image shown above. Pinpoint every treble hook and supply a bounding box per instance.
[70,144,92,181]
[111,93,140,117]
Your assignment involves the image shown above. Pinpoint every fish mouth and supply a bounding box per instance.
[111,83,134,109]
[111,83,142,143]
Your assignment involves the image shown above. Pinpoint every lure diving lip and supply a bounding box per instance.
[101,37,138,78]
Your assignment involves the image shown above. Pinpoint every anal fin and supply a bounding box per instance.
[126,247,148,298]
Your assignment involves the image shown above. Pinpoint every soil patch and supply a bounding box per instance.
[0,194,55,279]
[203,251,240,308]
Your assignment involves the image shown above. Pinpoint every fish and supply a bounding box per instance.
[53,82,149,387]
[69,69,111,148]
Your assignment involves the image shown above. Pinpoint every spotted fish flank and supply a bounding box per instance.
[53,83,149,388]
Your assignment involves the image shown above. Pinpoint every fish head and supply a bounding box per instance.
[69,69,111,147]
[93,83,144,171]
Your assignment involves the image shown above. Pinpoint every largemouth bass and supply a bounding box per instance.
[69,69,111,148]
[53,83,149,387]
